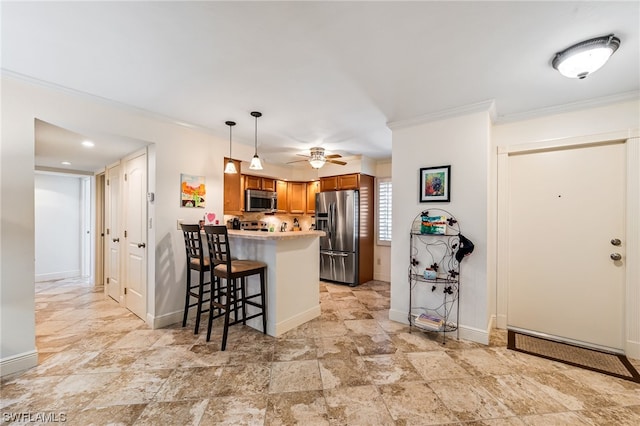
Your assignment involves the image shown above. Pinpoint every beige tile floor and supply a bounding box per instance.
[2,277,640,425]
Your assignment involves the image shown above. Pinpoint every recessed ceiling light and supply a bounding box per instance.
[82,140,95,147]
[61,161,71,166]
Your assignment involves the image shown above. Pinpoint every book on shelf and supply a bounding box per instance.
[414,313,444,328]
[420,215,447,235]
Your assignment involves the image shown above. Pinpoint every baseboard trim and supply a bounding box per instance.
[626,339,640,360]
[374,272,391,282]
[389,308,489,345]
[150,310,183,330]
[0,350,38,378]
[273,305,321,337]
[35,270,81,282]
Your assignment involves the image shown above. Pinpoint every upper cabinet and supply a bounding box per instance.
[275,180,288,214]
[244,175,276,191]
[287,182,307,214]
[223,158,242,214]
[306,181,320,214]
[320,173,361,191]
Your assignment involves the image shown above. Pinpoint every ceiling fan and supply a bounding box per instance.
[287,147,347,169]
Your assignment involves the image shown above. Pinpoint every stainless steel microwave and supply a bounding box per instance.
[245,189,277,213]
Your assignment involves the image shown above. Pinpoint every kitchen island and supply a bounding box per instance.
[227,229,325,337]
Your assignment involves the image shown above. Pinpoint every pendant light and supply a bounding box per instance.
[224,120,237,174]
[552,34,620,79]
[249,111,263,170]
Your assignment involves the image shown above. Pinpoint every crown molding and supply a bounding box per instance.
[494,91,640,124]
[1,69,215,135]
[387,99,496,130]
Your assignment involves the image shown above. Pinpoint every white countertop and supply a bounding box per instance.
[227,229,325,240]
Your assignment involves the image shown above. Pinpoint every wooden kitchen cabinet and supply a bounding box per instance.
[223,158,242,214]
[320,173,360,191]
[306,180,320,214]
[338,173,360,190]
[243,175,276,191]
[275,180,288,214]
[287,182,307,214]
[261,178,276,191]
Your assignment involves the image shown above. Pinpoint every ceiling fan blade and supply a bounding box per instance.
[325,154,342,159]
[327,159,347,166]
[286,159,311,164]
[296,153,311,158]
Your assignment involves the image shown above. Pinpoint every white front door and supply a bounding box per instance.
[507,141,626,351]
[106,163,121,302]
[124,151,147,320]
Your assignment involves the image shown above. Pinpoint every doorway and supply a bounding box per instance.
[496,135,640,358]
[507,141,625,351]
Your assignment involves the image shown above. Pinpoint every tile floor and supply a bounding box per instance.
[2,277,640,425]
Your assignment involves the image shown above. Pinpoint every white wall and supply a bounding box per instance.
[389,110,492,344]
[0,75,242,375]
[34,173,82,281]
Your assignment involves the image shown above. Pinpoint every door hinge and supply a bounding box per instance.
[106,179,109,186]
[124,287,127,295]
[106,277,110,284]
[124,174,128,182]
[106,228,110,235]
[124,230,128,238]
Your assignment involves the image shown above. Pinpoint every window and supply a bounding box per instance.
[377,178,392,245]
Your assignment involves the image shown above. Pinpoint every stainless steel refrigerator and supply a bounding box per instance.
[315,190,359,286]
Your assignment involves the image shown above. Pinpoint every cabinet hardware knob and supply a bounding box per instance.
[610,238,621,246]
[610,253,622,261]
[138,242,146,248]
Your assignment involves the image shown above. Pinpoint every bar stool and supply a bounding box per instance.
[203,225,267,350]
[180,224,210,334]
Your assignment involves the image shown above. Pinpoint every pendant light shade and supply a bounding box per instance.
[552,34,620,79]
[249,111,263,170]
[224,120,237,174]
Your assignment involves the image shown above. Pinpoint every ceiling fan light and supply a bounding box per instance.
[552,34,620,79]
[249,154,263,170]
[309,157,326,169]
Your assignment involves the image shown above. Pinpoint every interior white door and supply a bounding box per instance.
[124,152,147,320]
[105,163,121,302]
[507,141,626,351]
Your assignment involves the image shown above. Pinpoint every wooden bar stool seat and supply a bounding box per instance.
[180,224,211,334]
[203,225,267,350]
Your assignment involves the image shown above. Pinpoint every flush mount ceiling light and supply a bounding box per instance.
[81,140,94,148]
[249,111,263,170]
[552,34,620,79]
[224,121,237,174]
[308,147,326,169]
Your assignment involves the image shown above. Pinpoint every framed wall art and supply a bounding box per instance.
[419,165,450,202]
[180,173,206,208]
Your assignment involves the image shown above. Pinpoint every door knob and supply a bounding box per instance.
[610,253,622,261]
[112,238,119,243]
[138,242,146,248]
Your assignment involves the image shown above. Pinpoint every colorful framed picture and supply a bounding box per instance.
[419,165,450,203]
[180,173,206,208]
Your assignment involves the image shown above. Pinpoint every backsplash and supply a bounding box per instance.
[223,212,315,232]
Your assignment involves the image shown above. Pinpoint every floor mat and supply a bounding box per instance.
[507,329,640,383]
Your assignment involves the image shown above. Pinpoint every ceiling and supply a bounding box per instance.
[2,1,639,173]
